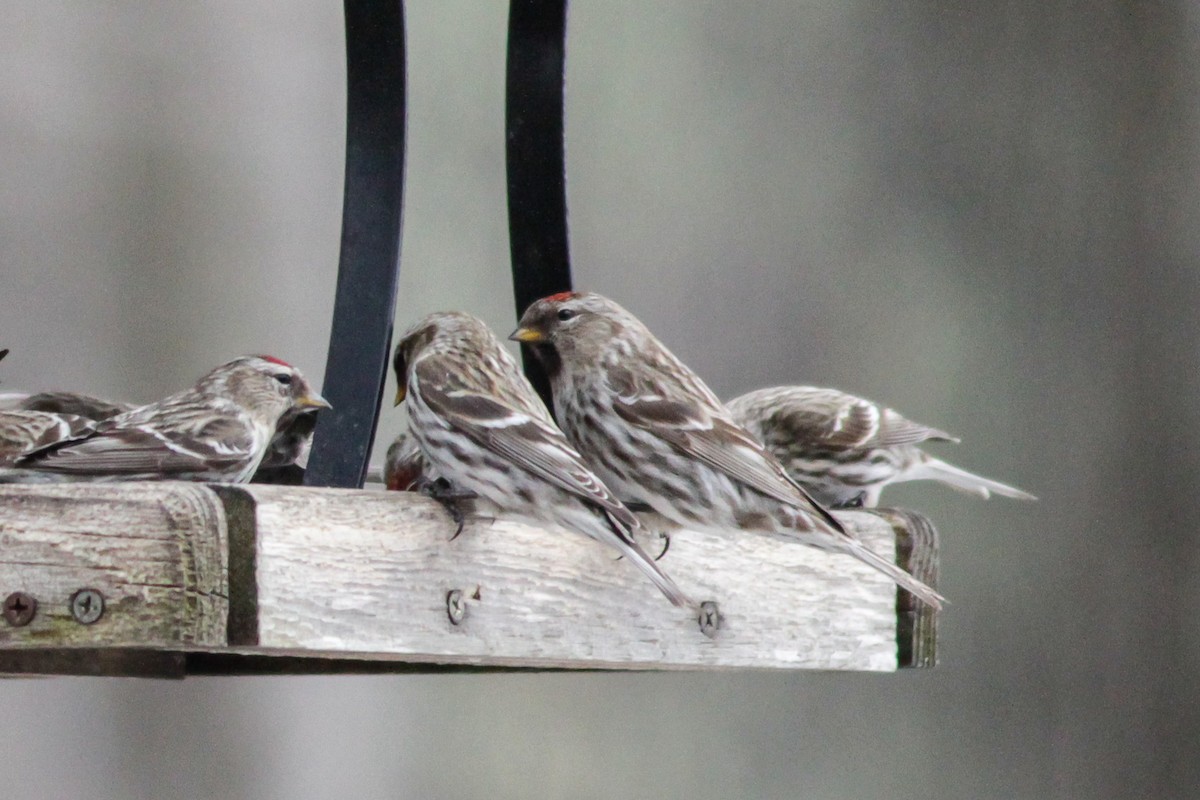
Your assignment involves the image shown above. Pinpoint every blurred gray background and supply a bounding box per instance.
[1,2,1196,798]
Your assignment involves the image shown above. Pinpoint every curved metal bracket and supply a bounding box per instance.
[506,0,573,409]
[305,0,408,488]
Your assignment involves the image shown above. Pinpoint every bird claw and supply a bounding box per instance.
[416,477,474,540]
[652,530,671,561]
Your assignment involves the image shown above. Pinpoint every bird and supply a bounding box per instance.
[3,355,329,483]
[726,385,1036,508]
[249,407,322,484]
[0,375,321,484]
[511,291,945,609]
[0,390,135,421]
[0,409,97,467]
[382,428,433,491]
[393,310,694,608]
[0,348,111,468]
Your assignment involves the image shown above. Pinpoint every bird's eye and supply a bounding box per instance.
[273,373,293,386]
[557,308,576,321]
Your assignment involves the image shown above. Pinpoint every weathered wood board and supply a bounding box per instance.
[0,483,938,676]
[0,484,227,650]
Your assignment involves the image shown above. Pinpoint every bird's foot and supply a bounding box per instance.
[648,528,671,561]
[416,477,476,540]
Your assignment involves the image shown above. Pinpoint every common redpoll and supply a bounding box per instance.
[727,386,1036,508]
[7,355,329,483]
[512,292,945,609]
[393,311,693,608]
[0,391,135,421]
[0,410,96,466]
[382,429,432,491]
[0,391,319,484]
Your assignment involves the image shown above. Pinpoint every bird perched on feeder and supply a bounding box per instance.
[0,345,134,420]
[1,355,329,483]
[726,385,1036,509]
[0,410,97,467]
[393,311,694,609]
[0,348,100,467]
[511,291,945,609]
[0,390,135,421]
[0,364,321,484]
[382,428,434,491]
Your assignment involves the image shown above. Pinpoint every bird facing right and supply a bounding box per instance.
[4,355,329,483]
[512,291,945,610]
[393,311,693,609]
[727,386,1036,508]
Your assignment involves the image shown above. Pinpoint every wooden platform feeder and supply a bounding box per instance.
[1,2,943,677]
[0,483,937,677]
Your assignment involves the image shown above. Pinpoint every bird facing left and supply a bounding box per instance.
[0,355,329,483]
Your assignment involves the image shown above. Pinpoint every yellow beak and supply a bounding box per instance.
[299,392,332,410]
[509,327,544,343]
[393,386,406,406]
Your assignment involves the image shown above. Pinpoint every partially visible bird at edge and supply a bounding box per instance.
[0,355,328,484]
[727,385,1036,509]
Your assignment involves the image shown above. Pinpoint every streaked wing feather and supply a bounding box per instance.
[762,389,956,449]
[612,387,846,534]
[24,420,253,476]
[416,361,638,533]
[0,411,96,464]
[872,408,958,446]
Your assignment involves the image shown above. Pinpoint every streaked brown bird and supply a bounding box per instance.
[727,385,1036,508]
[0,376,321,484]
[512,291,945,609]
[382,428,432,491]
[3,355,328,483]
[393,311,694,608]
[0,410,96,467]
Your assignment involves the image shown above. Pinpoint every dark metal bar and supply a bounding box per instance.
[306,1,408,488]
[506,0,573,408]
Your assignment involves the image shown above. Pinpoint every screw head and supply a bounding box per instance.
[2,592,37,627]
[698,600,721,639]
[446,589,466,625]
[69,588,105,625]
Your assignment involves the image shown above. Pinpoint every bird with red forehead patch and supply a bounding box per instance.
[511,292,945,609]
[392,310,694,608]
[0,353,320,482]
[1,355,329,483]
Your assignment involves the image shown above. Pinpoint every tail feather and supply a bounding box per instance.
[908,456,1036,501]
[614,536,694,609]
[840,538,946,610]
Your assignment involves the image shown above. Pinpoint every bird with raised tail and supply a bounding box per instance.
[512,291,946,610]
[393,311,694,609]
[726,385,1035,509]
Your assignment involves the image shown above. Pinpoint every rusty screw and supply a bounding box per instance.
[698,601,721,639]
[69,588,105,625]
[2,592,37,627]
[446,589,467,625]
